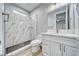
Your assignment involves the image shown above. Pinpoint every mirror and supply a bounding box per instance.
[47,4,75,34]
[48,4,70,30]
[56,5,70,30]
[56,12,66,29]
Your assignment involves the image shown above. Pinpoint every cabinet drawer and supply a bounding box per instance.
[60,37,78,47]
[43,36,78,47]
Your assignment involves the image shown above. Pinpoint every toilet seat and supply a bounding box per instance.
[31,39,41,46]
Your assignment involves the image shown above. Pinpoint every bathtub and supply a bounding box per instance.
[6,44,31,56]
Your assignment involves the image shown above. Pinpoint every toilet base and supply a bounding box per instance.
[32,45,40,53]
[32,46,42,56]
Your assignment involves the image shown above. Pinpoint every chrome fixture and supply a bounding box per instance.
[2,13,9,22]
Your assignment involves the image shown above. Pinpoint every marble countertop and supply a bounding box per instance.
[41,32,79,39]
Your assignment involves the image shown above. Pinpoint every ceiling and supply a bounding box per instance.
[14,3,40,12]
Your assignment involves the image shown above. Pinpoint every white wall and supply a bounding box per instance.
[30,4,48,39]
[4,4,32,48]
[0,3,5,55]
[48,12,56,29]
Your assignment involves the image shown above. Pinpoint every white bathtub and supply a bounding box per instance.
[6,44,31,56]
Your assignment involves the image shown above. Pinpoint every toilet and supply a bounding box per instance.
[31,39,41,54]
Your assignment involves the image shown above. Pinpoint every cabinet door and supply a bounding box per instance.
[51,41,62,56]
[63,45,79,56]
[42,39,50,56]
[42,39,62,56]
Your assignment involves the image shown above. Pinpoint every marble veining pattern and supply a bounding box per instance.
[5,5,32,48]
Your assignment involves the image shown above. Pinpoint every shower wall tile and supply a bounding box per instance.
[5,4,32,48]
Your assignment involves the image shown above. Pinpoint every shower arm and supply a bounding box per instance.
[2,13,9,22]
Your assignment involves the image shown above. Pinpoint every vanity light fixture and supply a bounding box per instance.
[2,13,9,22]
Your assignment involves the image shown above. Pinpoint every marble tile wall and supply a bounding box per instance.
[4,4,32,48]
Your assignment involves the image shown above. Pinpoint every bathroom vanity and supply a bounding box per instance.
[39,32,79,56]
[41,3,79,56]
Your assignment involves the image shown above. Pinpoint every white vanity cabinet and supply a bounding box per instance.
[77,41,79,48]
[42,39,50,56]
[41,35,79,56]
[63,45,79,56]
[42,39,62,56]
[50,41,62,56]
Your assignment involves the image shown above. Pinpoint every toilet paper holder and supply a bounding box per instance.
[2,13,9,22]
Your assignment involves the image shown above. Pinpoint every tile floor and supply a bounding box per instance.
[18,47,42,56]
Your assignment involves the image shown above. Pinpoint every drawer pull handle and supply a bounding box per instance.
[64,46,65,52]
[60,44,61,51]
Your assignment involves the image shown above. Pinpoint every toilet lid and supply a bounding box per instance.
[31,39,41,44]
